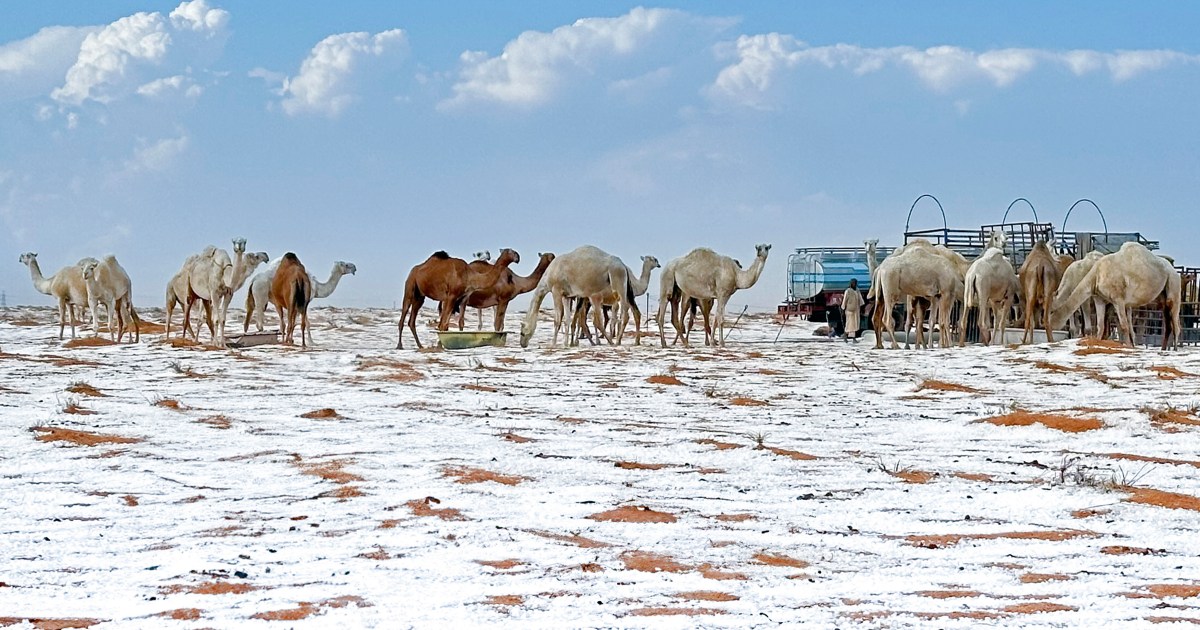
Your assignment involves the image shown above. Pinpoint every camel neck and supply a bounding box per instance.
[736,255,767,290]
[313,269,344,299]
[26,259,53,295]
[630,262,655,296]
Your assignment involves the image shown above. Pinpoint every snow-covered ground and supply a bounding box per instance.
[2,305,1200,628]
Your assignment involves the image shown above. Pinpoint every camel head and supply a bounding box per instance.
[18,252,37,265]
[640,255,661,270]
[520,320,534,348]
[537,252,555,265]
[986,230,1008,250]
[337,261,357,275]
[247,252,270,266]
[232,238,247,254]
[472,250,492,262]
[496,248,520,266]
[80,259,99,281]
[755,243,772,259]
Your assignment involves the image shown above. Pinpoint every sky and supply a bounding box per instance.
[2,1,1198,313]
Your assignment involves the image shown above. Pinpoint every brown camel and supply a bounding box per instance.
[397,248,520,349]
[1018,241,1068,344]
[270,252,313,347]
[457,252,556,332]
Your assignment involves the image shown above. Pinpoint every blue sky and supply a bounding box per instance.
[2,2,1198,312]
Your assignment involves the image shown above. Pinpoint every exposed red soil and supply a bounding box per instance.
[323,486,364,500]
[915,611,1006,620]
[954,472,995,482]
[462,383,499,392]
[63,337,116,349]
[61,402,95,415]
[1002,602,1077,614]
[1080,337,1126,349]
[6,318,43,326]
[501,432,533,443]
[357,358,424,382]
[299,408,342,419]
[1020,573,1071,583]
[628,607,726,617]
[251,596,370,621]
[135,320,167,334]
[905,529,1098,548]
[357,547,390,560]
[753,552,809,568]
[766,446,818,460]
[65,383,106,397]
[444,466,527,485]
[697,564,748,581]
[714,513,755,522]
[917,379,982,393]
[197,415,232,429]
[1072,509,1110,519]
[580,562,603,572]
[476,559,524,570]
[891,470,936,483]
[156,609,202,620]
[982,410,1103,432]
[154,398,184,410]
[1123,487,1200,511]
[406,497,466,521]
[0,619,104,629]
[161,581,259,595]
[647,374,684,386]
[528,529,611,548]
[31,427,140,447]
[730,397,768,406]
[696,438,742,450]
[1106,452,1200,469]
[588,505,677,523]
[758,368,784,375]
[296,459,363,485]
[1074,347,1126,356]
[1146,617,1200,625]
[615,461,669,470]
[915,590,984,599]
[121,495,138,507]
[1102,546,1165,556]
[1146,407,1200,431]
[1145,584,1200,598]
[676,591,739,602]
[1150,365,1197,379]
[621,551,690,573]
[484,595,524,606]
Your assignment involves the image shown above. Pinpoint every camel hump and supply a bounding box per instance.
[432,250,450,259]
[282,252,300,263]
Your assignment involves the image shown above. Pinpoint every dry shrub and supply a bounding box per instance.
[891,470,936,484]
[753,552,809,568]
[713,513,755,522]
[300,408,341,419]
[196,415,232,429]
[1145,406,1200,431]
[1151,365,1196,379]
[462,383,498,392]
[154,398,185,411]
[647,374,683,386]
[905,529,1098,548]
[358,547,391,560]
[1072,509,1110,519]
[917,379,981,394]
[156,609,202,620]
[62,401,95,415]
[476,559,524,569]
[31,426,140,447]
[620,551,690,573]
[588,505,677,523]
[915,590,984,599]
[443,466,527,486]
[501,432,533,443]
[982,410,1103,433]
[484,595,524,606]
[66,383,106,397]
[406,496,466,521]
[1102,545,1164,555]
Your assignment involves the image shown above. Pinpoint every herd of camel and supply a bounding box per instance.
[866,231,1184,350]
[14,230,1184,352]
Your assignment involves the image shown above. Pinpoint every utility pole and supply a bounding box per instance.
[0,291,6,308]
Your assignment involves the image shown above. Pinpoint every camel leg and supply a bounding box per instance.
[1022,294,1036,344]
[493,303,507,333]
[300,306,309,349]
[549,290,563,349]
[1115,304,1134,347]
[979,303,992,346]
[58,298,67,340]
[656,297,670,348]
[183,293,198,342]
[1042,285,1055,343]
[408,294,426,349]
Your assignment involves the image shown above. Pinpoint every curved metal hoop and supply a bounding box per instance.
[904,194,947,234]
[1001,197,1039,224]
[1062,198,1108,235]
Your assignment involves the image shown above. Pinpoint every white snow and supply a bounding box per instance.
[2,305,1200,628]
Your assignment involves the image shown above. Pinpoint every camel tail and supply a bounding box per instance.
[1050,262,1099,330]
[245,288,256,317]
[293,276,311,311]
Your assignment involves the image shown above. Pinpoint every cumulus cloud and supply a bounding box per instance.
[51,0,228,107]
[708,34,1200,108]
[136,75,203,99]
[123,135,190,174]
[0,26,98,102]
[444,7,728,108]
[273,29,408,117]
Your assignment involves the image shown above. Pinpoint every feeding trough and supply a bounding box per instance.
[436,330,508,350]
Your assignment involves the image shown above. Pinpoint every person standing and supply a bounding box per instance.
[842,278,864,342]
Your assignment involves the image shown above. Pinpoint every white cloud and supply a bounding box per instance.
[123,135,190,174]
[708,34,1200,107]
[0,26,98,101]
[443,7,723,108]
[51,0,228,107]
[136,75,202,99]
[277,29,408,117]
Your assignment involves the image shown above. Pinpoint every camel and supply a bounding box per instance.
[572,255,660,345]
[1018,240,1069,344]
[654,258,705,346]
[398,248,520,349]
[166,246,217,341]
[80,255,142,343]
[456,252,556,333]
[519,245,634,348]
[19,253,95,339]
[1051,242,1181,349]
[870,245,961,350]
[178,240,268,346]
[245,260,357,334]
[659,244,771,348]
[959,247,1018,346]
[1053,251,1105,338]
[270,253,314,347]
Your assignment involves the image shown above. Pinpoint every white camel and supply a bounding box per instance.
[959,247,1018,346]
[173,239,267,346]
[166,246,217,340]
[245,260,356,337]
[573,255,660,345]
[19,253,96,339]
[80,255,141,342]
[1053,250,1106,338]
[519,245,634,348]
[1051,242,1182,349]
[871,246,962,349]
[659,244,771,348]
